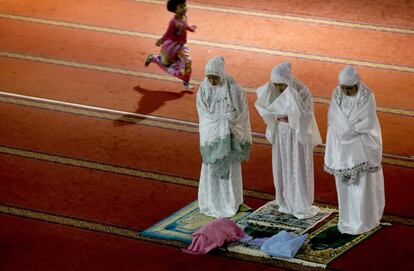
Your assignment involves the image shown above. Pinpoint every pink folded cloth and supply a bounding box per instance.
[183,218,245,255]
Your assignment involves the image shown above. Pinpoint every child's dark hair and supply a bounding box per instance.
[167,0,186,12]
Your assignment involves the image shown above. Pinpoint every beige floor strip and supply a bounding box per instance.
[133,0,414,35]
[0,90,413,168]
[0,144,412,226]
[0,204,140,238]
[0,144,199,188]
[1,51,413,118]
[1,13,413,73]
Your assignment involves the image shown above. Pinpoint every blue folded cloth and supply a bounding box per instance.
[260,230,308,258]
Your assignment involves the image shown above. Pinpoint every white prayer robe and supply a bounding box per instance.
[197,56,252,218]
[334,169,385,235]
[255,65,322,219]
[325,75,385,235]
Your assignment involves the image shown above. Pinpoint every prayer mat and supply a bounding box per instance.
[227,201,382,269]
[141,201,252,244]
[237,200,333,236]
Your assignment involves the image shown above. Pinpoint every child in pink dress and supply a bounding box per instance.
[145,0,196,89]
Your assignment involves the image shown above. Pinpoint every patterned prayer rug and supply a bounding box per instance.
[141,201,252,244]
[228,201,382,269]
[141,200,382,269]
[237,200,333,236]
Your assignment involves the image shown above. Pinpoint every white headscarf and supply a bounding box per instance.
[335,65,370,117]
[339,65,360,86]
[256,62,322,147]
[196,56,252,179]
[270,61,292,84]
[205,56,226,81]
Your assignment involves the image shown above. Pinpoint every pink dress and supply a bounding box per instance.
[151,16,195,82]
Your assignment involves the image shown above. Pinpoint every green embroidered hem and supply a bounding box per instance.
[200,133,251,179]
[324,162,380,183]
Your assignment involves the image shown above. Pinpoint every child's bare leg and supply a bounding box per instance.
[183,54,192,81]
[183,60,193,89]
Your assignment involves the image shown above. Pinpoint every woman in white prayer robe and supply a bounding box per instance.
[255,62,322,219]
[324,65,385,235]
[196,56,252,218]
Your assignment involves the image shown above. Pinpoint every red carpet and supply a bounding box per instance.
[0,214,288,271]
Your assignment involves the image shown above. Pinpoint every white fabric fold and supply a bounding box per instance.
[255,62,321,219]
[197,57,252,156]
[324,82,382,180]
[197,56,251,218]
[255,81,321,147]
